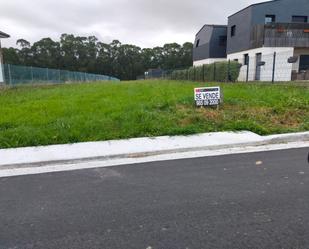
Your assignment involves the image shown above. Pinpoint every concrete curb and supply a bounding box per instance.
[264,132,309,144]
[0,131,308,168]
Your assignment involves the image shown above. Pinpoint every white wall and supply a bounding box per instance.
[193,58,226,67]
[227,47,295,81]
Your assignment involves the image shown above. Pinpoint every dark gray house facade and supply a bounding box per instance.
[0,31,10,83]
[194,0,309,81]
[227,0,309,54]
[193,25,227,66]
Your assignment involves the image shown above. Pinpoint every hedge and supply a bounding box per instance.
[169,61,241,82]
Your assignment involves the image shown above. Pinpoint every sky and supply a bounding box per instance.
[0,0,268,48]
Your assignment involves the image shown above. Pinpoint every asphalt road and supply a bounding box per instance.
[0,148,309,249]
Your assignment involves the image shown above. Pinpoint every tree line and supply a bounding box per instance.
[2,34,193,80]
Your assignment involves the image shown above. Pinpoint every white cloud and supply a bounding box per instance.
[0,0,268,48]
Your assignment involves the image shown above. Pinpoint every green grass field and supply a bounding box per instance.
[0,80,308,149]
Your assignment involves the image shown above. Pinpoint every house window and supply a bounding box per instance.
[196,39,200,48]
[299,55,309,71]
[265,15,276,24]
[231,25,236,37]
[244,54,249,66]
[219,36,227,47]
[292,16,308,23]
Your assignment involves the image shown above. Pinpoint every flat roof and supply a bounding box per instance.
[196,24,227,36]
[0,31,10,38]
[228,0,280,18]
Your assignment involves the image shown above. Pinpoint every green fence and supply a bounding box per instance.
[3,64,119,85]
[167,61,241,82]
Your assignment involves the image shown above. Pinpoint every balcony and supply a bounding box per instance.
[250,23,309,48]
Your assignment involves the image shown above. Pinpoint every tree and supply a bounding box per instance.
[180,42,193,68]
[96,42,113,75]
[31,38,61,68]
[59,34,79,71]
[16,39,30,49]
[2,48,21,65]
[3,34,193,80]
[16,39,32,66]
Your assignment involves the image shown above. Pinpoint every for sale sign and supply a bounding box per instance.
[194,87,221,106]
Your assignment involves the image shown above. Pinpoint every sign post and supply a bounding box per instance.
[194,86,221,108]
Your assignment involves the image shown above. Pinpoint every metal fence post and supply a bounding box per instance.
[202,64,205,82]
[227,59,231,82]
[46,68,49,81]
[193,67,196,81]
[246,61,249,83]
[8,64,12,85]
[272,52,276,83]
[30,66,34,83]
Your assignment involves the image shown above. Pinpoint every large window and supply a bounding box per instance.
[231,25,236,37]
[299,55,309,71]
[265,15,276,24]
[292,16,308,23]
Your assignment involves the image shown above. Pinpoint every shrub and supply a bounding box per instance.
[169,61,241,82]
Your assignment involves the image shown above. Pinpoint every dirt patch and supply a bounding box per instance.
[269,110,306,129]
[196,108,223,120]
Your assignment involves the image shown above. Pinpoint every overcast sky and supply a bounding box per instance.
[0,0,267,48]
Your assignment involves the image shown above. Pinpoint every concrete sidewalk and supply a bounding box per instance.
[1,131,309,167]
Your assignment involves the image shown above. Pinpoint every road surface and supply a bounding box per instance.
[0,147,308,249]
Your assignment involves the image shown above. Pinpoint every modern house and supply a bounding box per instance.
[193,25,227,66]
[193,0,309,81]
[0,31,10,84]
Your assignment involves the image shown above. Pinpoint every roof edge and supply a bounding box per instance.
[0,31,10,38]
[196,24,227,36]
[228,0,279,19]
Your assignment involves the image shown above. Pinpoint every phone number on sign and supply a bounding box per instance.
[196,99,219,106]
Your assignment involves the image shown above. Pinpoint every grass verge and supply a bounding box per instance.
[0,80,308,149]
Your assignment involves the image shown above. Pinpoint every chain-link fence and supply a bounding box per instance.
[136,68,187,81]
[2,64,119,85]
[138,49,309,83]
[138,61,240,82]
